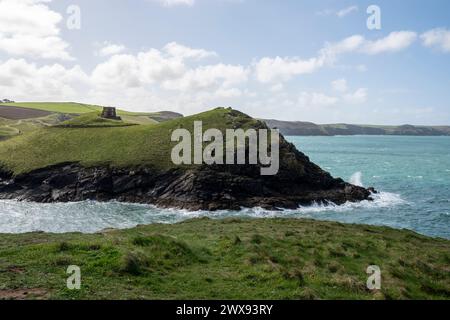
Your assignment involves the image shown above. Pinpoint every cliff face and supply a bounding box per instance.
[0,131,372,211]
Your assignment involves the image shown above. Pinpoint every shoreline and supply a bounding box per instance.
[2,191,447,242]
[0,161,373,211]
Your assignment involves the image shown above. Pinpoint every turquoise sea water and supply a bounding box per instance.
[0,136,449,238]
[288,135,450,239]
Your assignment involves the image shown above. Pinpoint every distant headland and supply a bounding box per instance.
[263,119,450,136]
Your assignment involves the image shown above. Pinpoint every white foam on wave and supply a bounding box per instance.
[170,191,407,220]
[295,191,406,214]
[0,190,406,234]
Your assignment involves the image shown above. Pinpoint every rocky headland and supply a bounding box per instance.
[0,108,373,210]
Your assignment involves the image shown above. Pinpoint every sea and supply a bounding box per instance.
[0,135,449,239]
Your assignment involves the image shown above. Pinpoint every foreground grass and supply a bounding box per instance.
[0,218,448,300]
[0,108,258,175]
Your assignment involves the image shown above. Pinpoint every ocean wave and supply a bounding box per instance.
[0,191,406,234]
[295,191,406,214]
[167,191,407,220]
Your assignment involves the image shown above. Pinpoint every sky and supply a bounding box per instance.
[0,0,450,125]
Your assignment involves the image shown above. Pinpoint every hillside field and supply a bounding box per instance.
[0,102,182,140]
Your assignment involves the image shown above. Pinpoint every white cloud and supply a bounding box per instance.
[0,29,418,119]
[332,78,348,93]
[343,88,368,104]
[91,42,227,91]
[0,44,250,113]
[254,32,418,84]
[88,43,248,113]
[254,56,325,83]
[0,0,73,60]
[320,35,365,63]
[0,58,88,100]
[315,9,333,17]
[270,83,284,92]
[362,31,417,54]
[254,35,364,83]
[162,63,248,91]
[149,0,195,7]
[298,92,339,107]
[421,28,450,53]
[336,6,358,18]
[91,54,144,88]
[0,41,248,114]
[214,87,242,98]
[90,43,244,93]
[95,42,126,57]
[316,5,358,18]
[296,84,367,110]
[163,42,217,60]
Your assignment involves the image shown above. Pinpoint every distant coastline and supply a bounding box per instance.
[1,102,449,137]
[263,119,450,136]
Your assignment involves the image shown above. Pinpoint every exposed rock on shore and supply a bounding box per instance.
[0,133,372,210]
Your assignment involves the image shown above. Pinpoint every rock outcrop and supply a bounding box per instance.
[0,132,373,210]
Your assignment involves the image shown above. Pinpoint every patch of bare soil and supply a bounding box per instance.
[4,265,26,274]
[0,106,52,120]
[0,288,49,300]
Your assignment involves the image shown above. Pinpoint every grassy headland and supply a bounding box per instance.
[264,119,450,136]
[0,218,449,300]
[0,108,258,175]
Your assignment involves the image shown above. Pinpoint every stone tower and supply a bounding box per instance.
[101,107,121,120]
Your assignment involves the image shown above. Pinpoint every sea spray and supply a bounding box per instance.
[350,172,364,187]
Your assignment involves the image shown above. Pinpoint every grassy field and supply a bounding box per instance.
[0,114,68,140]
[0,103,182,140]
[0,218,448,300]
[0,102,174,117]
[1,102,103,114]
[0,108,258,175]
[56,112,137,128]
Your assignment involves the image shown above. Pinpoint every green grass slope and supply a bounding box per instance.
[56,112,136,128]
[0,114,69,140]
[0,108,257,175]
[0,218,448,300]
[1,102,103,114]
[0,103,182,140]
[1,102,181,119]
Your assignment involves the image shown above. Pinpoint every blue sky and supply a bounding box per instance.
[1,0,450,124]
